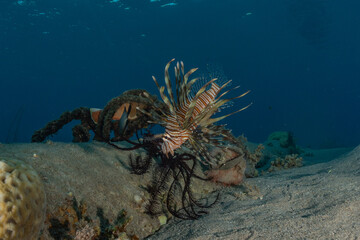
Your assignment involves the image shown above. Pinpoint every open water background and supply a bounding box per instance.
[0,0,359,148]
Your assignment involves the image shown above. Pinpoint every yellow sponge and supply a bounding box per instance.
[0,158,46,240]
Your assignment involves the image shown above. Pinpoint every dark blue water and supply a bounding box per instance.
[1,0,359,148]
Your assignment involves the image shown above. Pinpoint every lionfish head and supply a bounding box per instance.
[150,59,252,161]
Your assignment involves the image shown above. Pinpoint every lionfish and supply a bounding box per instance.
[142,59,251,163]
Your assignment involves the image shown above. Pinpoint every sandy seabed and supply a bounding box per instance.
[148,145,360,240]
[0,141,358,239]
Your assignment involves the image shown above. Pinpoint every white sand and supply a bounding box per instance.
[147,145,360,240]
[0,141,357,239]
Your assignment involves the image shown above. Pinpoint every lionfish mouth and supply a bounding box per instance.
[145,59,252,160]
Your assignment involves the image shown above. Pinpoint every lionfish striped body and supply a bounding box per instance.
[161,81,221,156]
[148,59,251,161]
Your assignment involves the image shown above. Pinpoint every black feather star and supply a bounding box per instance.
[124,131,219,220]
[107,59,250,220]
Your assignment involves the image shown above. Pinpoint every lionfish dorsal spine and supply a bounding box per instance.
[175,65,181,105]
[158,83,176,115]
[152,59,250,158]
[164,59,176,109]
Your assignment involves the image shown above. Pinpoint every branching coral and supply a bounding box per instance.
[266,131,302,155]
[93,89,167,142]
[235,135,264,177]
[31,89,166,143]
[31,107,95,143]
[268,154,303,172]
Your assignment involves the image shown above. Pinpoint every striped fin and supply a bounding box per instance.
[180,77,199,107]
[201,89,249,122]
[191,89,250,128]
[159,85,175,115]
[183,78,217,128]
[215,85,243,102]
[179,75,197,107]
[184,68,198,85]
[198,91,251,127]
[141,91,168,117]
[164,59,176,109]
[180,67,198,103]
[175,62,181,105]
[212,80,233,99]
[200,102,253,127]
[194,85,243,122]
[184,69,198,92]
[193,82,220,115]
[152,59,252,158]
[152,76,175,115]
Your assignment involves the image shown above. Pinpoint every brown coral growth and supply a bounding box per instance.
[31,89,167,143]
[43,196,137,240]
[268,154,303,172]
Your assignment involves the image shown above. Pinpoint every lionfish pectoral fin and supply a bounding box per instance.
[215,85,240,101]
[184,78,218,128]
[184,67,198,85]
[179,77,199,107]
[201,102,253,127]
[188,96,229,128]
[194,90,251,128]
[236,89,251,99]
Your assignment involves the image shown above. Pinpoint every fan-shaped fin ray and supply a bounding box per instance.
[200,102,253,127]
[164,59,176,109]
[184,78,217,128]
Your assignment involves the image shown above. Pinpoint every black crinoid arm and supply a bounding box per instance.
[145,147,221,220]
[123,59,251,220]
[117,129,216,220]
[127,131,162,175]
